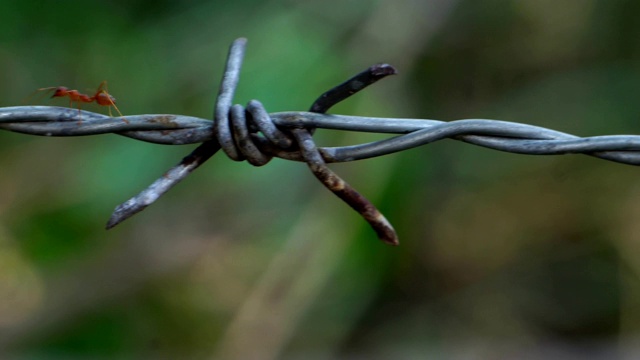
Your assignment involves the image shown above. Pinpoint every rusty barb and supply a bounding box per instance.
[3,38,640,245]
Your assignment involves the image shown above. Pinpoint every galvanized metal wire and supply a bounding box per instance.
[2,38,640,245]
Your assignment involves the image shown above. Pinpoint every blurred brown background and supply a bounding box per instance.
[1,0,640,358]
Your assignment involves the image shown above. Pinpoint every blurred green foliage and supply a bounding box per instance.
[1,0,640,358]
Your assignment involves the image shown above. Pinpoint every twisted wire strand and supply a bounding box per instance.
[2,38,640,245]
[4,107,640,164]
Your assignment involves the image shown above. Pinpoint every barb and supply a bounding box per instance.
[302,63,399,245]
[3,38,640,245]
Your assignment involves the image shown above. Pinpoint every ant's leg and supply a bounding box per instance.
[96,80,107,94]
[100,92,126,121]
[76,102,84,121]
[110,103,128,123]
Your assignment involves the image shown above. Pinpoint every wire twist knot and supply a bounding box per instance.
[215,99,295,166]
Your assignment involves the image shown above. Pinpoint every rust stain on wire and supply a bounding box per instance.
[3,38,640,245]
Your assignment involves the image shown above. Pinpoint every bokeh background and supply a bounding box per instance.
[1,0,640,358]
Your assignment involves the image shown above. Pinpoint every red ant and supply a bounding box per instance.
[35,81,126,120]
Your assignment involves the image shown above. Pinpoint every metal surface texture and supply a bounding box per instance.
[2,38,639,245]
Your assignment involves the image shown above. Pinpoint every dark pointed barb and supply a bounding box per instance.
[291,128,398,245]
[106,141,221,229]
[310,63,397,113]
[300,63,399,245]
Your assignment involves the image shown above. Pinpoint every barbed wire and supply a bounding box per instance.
[2,38,640,245]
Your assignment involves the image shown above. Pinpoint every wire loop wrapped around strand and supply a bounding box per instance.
[2,38,640,245]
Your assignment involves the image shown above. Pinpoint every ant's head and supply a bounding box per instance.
[51,87,68,98]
